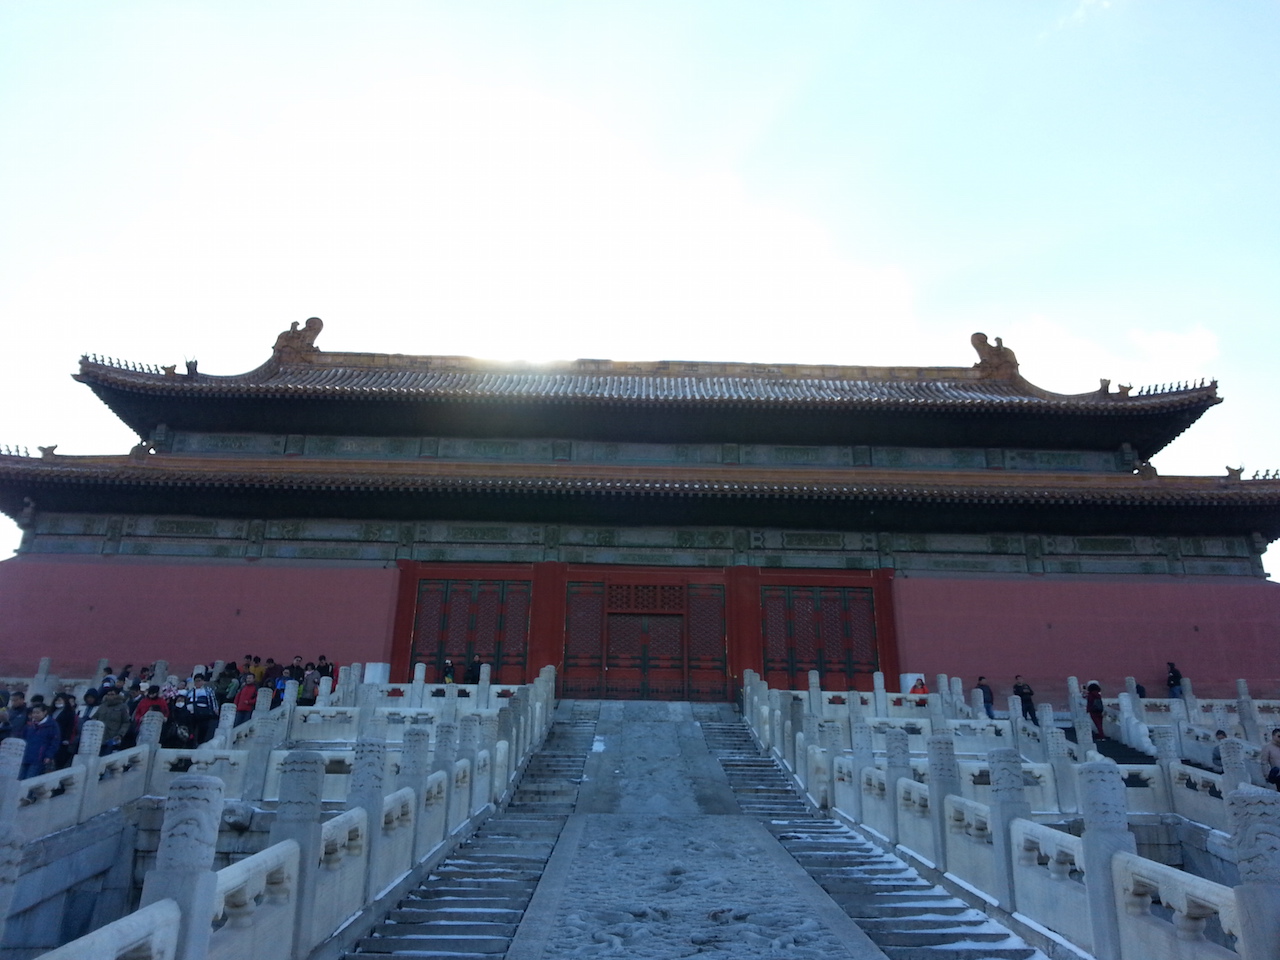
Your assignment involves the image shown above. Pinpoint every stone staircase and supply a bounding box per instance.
[1063,724,1155,764]
[346,703,600,959]
[706,721,1045,960]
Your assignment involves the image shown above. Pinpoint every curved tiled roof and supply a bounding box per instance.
[2,451,1275,509]
[75,353,1218,414]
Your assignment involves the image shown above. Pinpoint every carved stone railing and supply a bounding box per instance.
[209,839,301,960]
[313,807,368,950]
[36,899,181,960]
[1112,850,1239,960]
[1011,819,1090,954]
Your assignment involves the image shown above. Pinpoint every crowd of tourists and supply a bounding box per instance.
[0,654,336,779]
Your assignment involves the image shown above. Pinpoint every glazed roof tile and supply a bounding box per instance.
[2,451,1275,509]
[74,326,1218,413]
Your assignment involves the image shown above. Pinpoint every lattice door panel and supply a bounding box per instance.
[410,579,531,684]
[687,583,728,701]
[562,582,606,698]
[760,585,878,691]
[605,613,686,700]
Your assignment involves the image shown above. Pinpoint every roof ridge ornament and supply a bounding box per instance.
[970,332,1019,380]
[272,317,324,364]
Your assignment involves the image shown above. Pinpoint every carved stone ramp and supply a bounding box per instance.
[346,702,600,959]
[706,722,1048,960]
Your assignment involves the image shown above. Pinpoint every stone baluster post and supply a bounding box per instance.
[1149,724,1180,801]
[1078,762,1136,960]
[243,713,279,802]
[253,686,274,720]
[767,689,783,759]
[458,714,481,807]
[873,671,888,718]
[1237,680,1262,744]
[926,732,960,871]
[140,775,224,960]
[1069,681,1094,759]
[96,657,110,678]
[346,664,363,707]
[213,703,237,748]
[76,718,105,766]
[480,712,499,777]
[210,660,225,680]
[1211,704,1233,739]
[1182,676,1200,727]
[1221,739,1252,794]
[969,687,986,723]
[0,739,27,950]
[787,695,806,779]
[507,689,527,761]
[1066,675,1084,723]
[847,711,874,823]
[398,726,432,792]
[949,677,965,719]
[1124,677,1146,726]
[496,707,515,784]
[477,663,492,711]
[1036,701,1055,730]
[1045,725,1077,813]
[138,710,165,751]
[988,748,1031,912]
[884,727,912,844]
[1006,696,1024,753]
[1116,693,1137,748]
[152,660,170,687]
[813,719,842,808]
[408,662,426,708]
[431,719,459,828]
[443,683,459,724]
[335,665,353,706]
[926,693,946,733]
[29,657,53,702]
[316,675,334,708]
[283,679,299,709]
[934,675,950,718]
[349,736,387,901]
[268,751,323,959]
[357,682,384,739]
[1227,787,1280,960]
[807,669,822,719]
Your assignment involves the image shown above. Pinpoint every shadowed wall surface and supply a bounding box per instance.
[893,573,1280,700]
[0,556,400,675]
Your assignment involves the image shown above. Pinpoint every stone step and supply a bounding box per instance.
[370,921,519,937]
[711,717,1046,960]
[389,907,524,923]
[356,934,510,954]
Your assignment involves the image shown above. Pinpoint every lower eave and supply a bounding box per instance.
[3,454,1279,541]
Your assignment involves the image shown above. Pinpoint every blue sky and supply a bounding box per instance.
[1,1,1278,565]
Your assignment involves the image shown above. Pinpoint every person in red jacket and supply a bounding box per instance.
[132,685,169,728]
[233,675,258,726]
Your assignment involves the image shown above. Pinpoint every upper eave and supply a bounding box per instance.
[71,327,1222,456]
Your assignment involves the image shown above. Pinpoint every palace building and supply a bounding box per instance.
[2,320,1278,698]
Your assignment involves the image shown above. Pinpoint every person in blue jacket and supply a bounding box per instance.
[20,703,60,779]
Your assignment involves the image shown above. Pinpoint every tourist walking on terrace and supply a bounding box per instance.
[1086,682,1106,740]
[95,689,131,753]
[1012,675,1037,724]
[132,685,169,728]
[975,676,995,719]
[1262,728,1280,791]
[233,675,258,726]
[1167,661,1184,698]
[20,704,59,779]
[3,691,28,741]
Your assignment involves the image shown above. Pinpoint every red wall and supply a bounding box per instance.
[892,573,1280,704]
[0,556,400,678]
